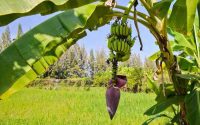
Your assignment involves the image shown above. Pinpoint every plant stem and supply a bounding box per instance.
[110,11,156,33]
[115,5,150,21]
[139,0,156,21]
[121,0,136,24]
[112,57,118,85]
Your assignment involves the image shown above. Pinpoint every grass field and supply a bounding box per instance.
[0,87,171,125]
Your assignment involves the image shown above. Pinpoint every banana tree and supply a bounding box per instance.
[0,0,199,124]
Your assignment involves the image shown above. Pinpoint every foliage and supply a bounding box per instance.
[0,26,11,52]
[88,49,95,79]
[0,0,107,26]
[16,24,23,39]
[0,0,200,124]
[0,24,23,53]
[185,89,200,125]
[93,70,111,87]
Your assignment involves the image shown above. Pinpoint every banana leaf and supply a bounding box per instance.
[144,96,184,116]
[168,0,198,35]
[185,89,200,125]
[0,3,112,99]
[0,0,106,26]
[151,0,173,20]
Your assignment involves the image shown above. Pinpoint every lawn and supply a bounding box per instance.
[0,87,171,125]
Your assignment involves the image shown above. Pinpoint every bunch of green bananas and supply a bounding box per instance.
[108,36,130,53]
[107,20,135,62]
[111,22,131,37]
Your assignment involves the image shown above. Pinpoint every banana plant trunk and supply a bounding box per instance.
[158,36,188,125]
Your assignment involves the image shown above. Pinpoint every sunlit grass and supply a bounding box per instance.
[0,87,171,125]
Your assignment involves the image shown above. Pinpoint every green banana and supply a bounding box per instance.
[110,35,115,42]
[129,27,132,35]
[107,39,112,50]
[109,51,115,61]
[116,53,123,61]
[111,39,115,51]
[125,43,130,54]
[120,25,123,36]
[121,40,125,53]
[121,53,131,62]
[129,39,135,47]
[123,42,128,53]
[121,26,124,36]
[118,40,122,52]
[115,25,119,35]
[127,35,131,42]
[126,26,129,36]
[118,25,120,36]
[111,26,115,35]
[113,40,118,51]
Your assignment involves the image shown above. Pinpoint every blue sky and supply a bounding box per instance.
[0,0,159,59]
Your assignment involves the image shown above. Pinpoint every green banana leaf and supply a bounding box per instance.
[0,0,106,26]
[176,74,200,81]
[185,89,200,125]
[174,32,196,53]
[142,114,171,125]
[0,3,112,99]
[147,76,159,95]
[151,0,173,20]
[168,0,198,35]
[148,51,160,61]
[144,96,184,116]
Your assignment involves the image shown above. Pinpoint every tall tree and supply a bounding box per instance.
[74,44,87,77]
[144,57,155,73]
[96,48,107,72]
[0,39,3,53]
[17,24,23,39]
[131,53,143,68]
[88,49,95,79]
[1,26,11,50]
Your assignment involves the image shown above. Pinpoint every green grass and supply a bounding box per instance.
[0,87,171,125]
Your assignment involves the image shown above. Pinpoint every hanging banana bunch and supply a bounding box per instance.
[106,19,136,120]
[107,19,135,62]
[105,0,138,120]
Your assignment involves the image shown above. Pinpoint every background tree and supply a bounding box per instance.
[0,39,3,52]
[74,44,87,77]
[96,48,107,72]
[0,26,11,52]
[17,24,23,39]
[131,53,142,68]
[88,49,95,79]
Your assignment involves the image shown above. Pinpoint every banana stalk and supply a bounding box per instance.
[112,57,118,85]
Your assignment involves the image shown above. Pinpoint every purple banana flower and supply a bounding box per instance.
[106,75,127,119]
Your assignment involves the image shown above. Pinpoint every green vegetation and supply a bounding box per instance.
[0,0,200,124]
[0,87,171,125]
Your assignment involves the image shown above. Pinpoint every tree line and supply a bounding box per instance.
[40,43,157,92]
[0,24,23,52]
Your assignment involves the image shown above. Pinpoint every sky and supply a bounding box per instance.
[0,0,159,60]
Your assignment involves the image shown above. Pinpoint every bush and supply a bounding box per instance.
[118,66,149,93]
[64,77,92,87]
[93,71,112,87]
[27,78,60,90]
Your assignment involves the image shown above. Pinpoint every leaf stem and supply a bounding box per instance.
[139,0,156,21]
[121,0,136,24]
[115,5,156,25]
